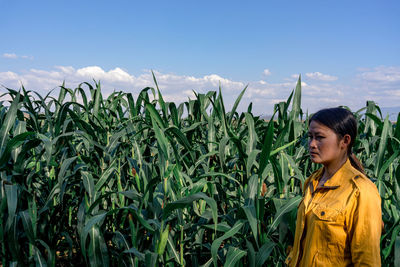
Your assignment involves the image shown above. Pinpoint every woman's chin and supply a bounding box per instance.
[310,155,321,163]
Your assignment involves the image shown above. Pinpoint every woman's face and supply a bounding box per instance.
[308,120,348,165]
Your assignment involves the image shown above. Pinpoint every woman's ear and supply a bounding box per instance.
[341,134,351,149]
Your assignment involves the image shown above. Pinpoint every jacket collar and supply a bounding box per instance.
[311,158,354,189]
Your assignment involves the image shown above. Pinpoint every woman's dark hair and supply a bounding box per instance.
[309,107,365,174]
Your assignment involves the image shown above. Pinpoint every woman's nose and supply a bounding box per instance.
[309,138,316,148]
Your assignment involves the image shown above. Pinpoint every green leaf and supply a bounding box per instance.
[378,150,399,181]
[394,112,400,141]
[167,234,182,265]
[0,132,35,167]
[228,85,248,125]
[383,224,400,259]
[37,133,53,166]
[5,184,18,230]
[291,75,302,120]
[145,251,158,267]
[157,225,169,255]
[88,226,109,267]
[208,116,216,153]
[34,246,48,267]
[146,102,166,129]
[270,138,297,156]
[37,239,55,267]
[20,210,35,244]
[224,247,247,266]
[0,91,20,157]
[255,241,275,267]
[258,119,274,178]
[95,162,116,192]
[163,193,218,231]
[11,121,26,162]
[152,71,168,119]
[126,93,137,118]
[247,149,260,179]
[151,115,169,160]
[211,221,244,267]
[365,112,383,130]
[58,156,77,186]
[245,174,258,202]
[123,247,145,261]
[219,137,230,169]
[242,204,258,246]
[93,82,102,119]
[395,235,400,267]
[245,112,257,155]
[165,126,192,152]
[246,239,256,267]
[80,213,107,259]
[375,115,390,179]
[267,196,301,235]
[82,171,95,201]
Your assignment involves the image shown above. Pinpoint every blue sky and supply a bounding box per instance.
[1,0,399,115]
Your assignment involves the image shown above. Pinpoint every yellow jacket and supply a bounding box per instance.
[286,159,382,267]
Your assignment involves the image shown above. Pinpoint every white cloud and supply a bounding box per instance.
[0,71,27,88]
[76,66,135,83]
[21,55,34,60]
[352,66,400,108]
[305,72,338,81]
[1,65,399,115]
[2,53,33,60]
[0,66,246,107]
[358,66,400,83]
[0,71,19,80]
[263,69,271,76]
[3,53,18,59]
[383,90,400,97]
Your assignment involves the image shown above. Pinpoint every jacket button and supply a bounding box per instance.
[321,211,325,216]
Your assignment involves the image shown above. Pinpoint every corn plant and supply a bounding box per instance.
[0,75,399,266]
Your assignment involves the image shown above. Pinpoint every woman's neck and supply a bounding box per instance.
[322,156,348,180]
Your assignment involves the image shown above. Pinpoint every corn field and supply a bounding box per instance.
[0,76,399,266]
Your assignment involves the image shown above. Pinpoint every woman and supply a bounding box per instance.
[286,108,382,266]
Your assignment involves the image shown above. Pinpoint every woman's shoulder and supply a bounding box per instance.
[350,171,380,198]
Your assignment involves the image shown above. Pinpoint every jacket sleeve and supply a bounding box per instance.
[347,181,382,267]
[285,247,293,266]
